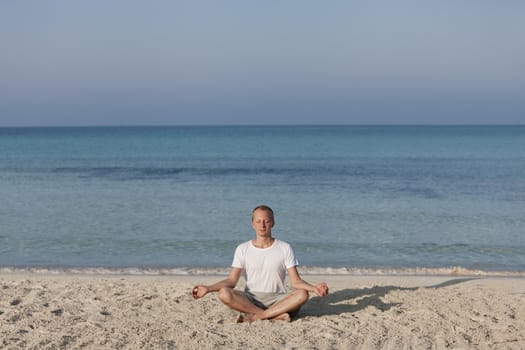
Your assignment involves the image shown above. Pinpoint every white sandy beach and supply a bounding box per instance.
[1,273,524,349]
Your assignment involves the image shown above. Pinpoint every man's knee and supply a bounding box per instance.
[293,288,309,305]
[218,287,234,305]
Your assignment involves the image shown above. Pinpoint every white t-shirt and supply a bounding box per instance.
[231,239,299,293]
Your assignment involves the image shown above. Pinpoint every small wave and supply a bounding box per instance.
[52,166,301,180]
[50,166,387,181]
[297,266,525,277]
[1,266,524,277]
[54,167,184,179]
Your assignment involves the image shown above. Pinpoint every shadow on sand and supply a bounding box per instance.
[300,277,480,317]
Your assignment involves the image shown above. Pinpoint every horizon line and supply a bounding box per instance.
[1,123,524,128]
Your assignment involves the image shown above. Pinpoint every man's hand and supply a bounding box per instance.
[314,282,329,297]
[192,285,208,299]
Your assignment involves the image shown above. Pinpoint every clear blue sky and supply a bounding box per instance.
[1,0,524,126]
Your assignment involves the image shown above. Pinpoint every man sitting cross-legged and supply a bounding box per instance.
[192,205,329,322]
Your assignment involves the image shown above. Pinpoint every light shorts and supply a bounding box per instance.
[242,291,287,309]
[242,290,301,318]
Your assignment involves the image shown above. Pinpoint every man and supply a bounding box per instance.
[192,205,329,322]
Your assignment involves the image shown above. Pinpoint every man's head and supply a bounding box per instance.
[251,205,275,236]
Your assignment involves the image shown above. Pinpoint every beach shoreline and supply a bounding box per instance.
[2,273,524,349]
[2,265,524,278]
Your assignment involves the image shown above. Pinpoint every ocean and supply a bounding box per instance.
[1,125,524,275]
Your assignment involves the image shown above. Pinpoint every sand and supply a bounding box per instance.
[1,273,524,349]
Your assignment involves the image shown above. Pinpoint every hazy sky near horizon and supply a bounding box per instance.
[1,1,524,126]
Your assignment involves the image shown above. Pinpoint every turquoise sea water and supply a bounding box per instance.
[1,126,524,274]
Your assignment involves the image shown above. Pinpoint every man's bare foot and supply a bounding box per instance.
[238,312,291,323]
[243,313,258,323]
[270,313,291,322]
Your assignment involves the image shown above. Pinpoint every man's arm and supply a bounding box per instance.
[287,266,329,297]
[192,267,242,299]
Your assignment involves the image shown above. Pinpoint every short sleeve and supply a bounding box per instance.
[231,244,245,269]
[284,243,299,269]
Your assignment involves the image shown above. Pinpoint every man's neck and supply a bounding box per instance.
[252,236,275,249]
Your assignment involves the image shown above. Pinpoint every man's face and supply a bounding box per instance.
[251,209,274,236]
